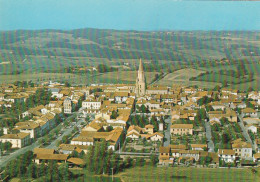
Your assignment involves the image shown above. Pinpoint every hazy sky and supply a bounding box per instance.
[0,0,259,30]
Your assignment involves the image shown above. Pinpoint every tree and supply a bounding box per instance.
[247,87,254,92]
[111,110,118,119]
[65,81,71,87]
[0,128,3,136]
[150,154,158,166]
[140,104,147,113]
[222,133,231,144]
[59,163,70,181]
[213,85,221,91]
[222,80,228,87]
[106,126,113,132]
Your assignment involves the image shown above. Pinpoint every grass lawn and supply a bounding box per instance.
[117,166,260,182]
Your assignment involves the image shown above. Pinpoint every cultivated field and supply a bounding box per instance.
[157,68,221,89]
[0,71,158,85]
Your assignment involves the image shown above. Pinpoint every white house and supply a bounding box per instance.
[0,132,30,148]
[247,125,258,134]
[82,99,102,110]
[218,149,236,163]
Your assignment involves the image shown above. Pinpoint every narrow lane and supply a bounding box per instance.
[205,120,214,152]
[163,115,171,147]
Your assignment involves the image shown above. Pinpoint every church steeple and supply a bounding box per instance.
[135,58,146,97]
[138,58,144,72]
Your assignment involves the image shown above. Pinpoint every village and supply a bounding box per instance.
[0,59,259,172]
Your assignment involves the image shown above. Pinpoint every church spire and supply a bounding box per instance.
[138,58,144,72]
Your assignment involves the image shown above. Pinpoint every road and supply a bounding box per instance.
[0,139,40,168]
[163,115,172,147]
[0,112,81,168]
[237,115,256,151]
[205,120,215,152]
[46,117,84,150]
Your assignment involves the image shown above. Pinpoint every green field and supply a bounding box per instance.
[117,166,259,182]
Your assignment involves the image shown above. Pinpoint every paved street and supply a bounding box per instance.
[163,115,172,147]
[205,120,214,152]
[46,117,84,150]
[237,115,256,151]
[0,112,82,168]
[0,139,40,168]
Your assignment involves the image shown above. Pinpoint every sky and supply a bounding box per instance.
[0,0,259,31]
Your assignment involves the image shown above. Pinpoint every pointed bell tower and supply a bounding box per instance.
[135,58,146,97]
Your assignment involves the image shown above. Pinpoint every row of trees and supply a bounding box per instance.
[85,139,158,176]
[128,115,161,132]
[0,142,12,153]
[3,151,73,181]
[13,80,35,88]
[136,105,150,113]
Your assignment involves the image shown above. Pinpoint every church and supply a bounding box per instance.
[135,59,170,97]
[135,59,146,97]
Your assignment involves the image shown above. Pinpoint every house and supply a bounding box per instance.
[127,125,143,135]
[0,132,30,148]
[48,88,63,98]
[253,153,260,163]
[82,98,102,110]
[58,144,83,154]
[232,140,252,159]
[35,154,69,164]
[71,128,123,150]
[67,158,86,167]
[246,125,258,134]
[144,124,154,134]
[159,146,173,165]
[13,122,41,138]
[242,108,258,118]
[114,92,129,103]
[218,149,236,163]
[171,124,193,135]
[190,144,207,151]
[63,97,73,114]
[179,150,200,161]
[210,102,226,111]
[82,120,104,132]
[71,136,94,146]
[148,132,164,142]
[126,132,140,140]
[146,86,169,95]
[33,148,55,155]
